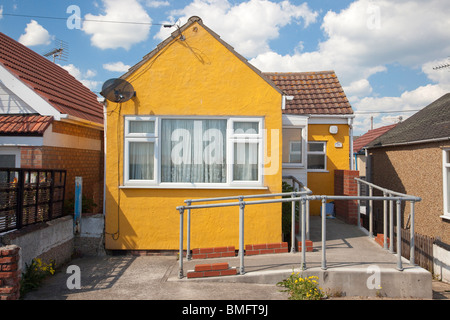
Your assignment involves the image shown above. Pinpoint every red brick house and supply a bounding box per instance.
[0,32,104,213]
[353,124,397,176]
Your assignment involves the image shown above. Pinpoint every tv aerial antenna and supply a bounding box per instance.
[43,39,69,63]
[100,78,136,103]
[433,57,450,70]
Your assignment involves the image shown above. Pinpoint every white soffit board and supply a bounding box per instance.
[0,64,61,119]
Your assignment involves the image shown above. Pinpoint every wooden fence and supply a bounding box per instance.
[394,227,435,273]
[0,168,67,232]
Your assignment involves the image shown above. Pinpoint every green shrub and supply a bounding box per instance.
[20,258,56,298]
[277,272,325,300]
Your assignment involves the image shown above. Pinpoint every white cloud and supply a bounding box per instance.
[352,83,449,134]
[155,0,318,57]
[103,61,131,72]
[146,1,170,8]
[82,0,152,50]
[60,64,100,91]
[246,0,450,135]
[0,6,3,19]
[18,20,54,46]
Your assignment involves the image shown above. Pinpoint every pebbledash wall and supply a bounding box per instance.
[19,120,104,213]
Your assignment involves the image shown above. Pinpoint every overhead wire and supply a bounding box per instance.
[1,12,166,26]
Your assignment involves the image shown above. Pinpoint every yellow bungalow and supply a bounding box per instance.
[103,16,354,252]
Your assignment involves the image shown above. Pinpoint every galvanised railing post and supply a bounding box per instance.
[321,197,327,270]
[389,196,394,253]
[306,199,310,240]
[291,193,296,253]
[396,200,403,271]
[357,180,361,228]
[300,198,307,270]
[239,196,245,275]
[369,186,373,238]
[383,192,388,249]
[186,200,192,260]
[178,207,185,279]
[410,201,415,266]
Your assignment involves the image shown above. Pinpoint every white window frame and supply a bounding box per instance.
[0,147,21,168]
[442,149,450,220]
[122,116,264,188]
[282,126,306,168]
[289,141,302,164]
[123,116,158,186]
[307,141,327,172]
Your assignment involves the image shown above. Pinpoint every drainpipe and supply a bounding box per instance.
[349,117,354,170]
[103,99,107,216]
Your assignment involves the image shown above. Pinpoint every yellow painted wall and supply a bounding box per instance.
[104,21,283,251]
[307,123,350,214]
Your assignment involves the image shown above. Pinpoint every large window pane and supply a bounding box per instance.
[161,119,227,183]
[233,142,258,181]
[129,142,154,180]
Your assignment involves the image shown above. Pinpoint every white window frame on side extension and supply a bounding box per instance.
[442,149,450,220]
[307,141,327,172]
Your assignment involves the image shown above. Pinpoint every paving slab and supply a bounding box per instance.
[23,217,434,300]
[172,217,432,299]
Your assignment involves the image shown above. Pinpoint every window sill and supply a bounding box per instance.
[282,164,305,169]
[307,170,329,173]
[440,215,450,221]
[119,185,269,190]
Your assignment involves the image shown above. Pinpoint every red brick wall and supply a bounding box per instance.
[41,146,104,213]
[0,245,21,300]
[334,170,359,225]
[19,121,104,213]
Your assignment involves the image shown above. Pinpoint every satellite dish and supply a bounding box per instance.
[100,78,135,103]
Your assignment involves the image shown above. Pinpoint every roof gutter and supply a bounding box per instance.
[366,136,450,150]
[308,114,355,119]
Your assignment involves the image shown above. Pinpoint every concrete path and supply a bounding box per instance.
[23,217,444,300]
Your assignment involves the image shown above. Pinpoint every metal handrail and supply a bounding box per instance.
[176,187,420,278]
[182,176,312,260]
[355,177,420,263]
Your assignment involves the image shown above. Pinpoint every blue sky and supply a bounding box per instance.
[1,0,449,135]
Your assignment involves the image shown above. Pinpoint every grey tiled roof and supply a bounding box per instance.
[368,93,450,148]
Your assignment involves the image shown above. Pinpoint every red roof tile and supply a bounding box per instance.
[353,124,397,153]
[0,115,53,135]
[263,71,353,115]
[0,32,103,124]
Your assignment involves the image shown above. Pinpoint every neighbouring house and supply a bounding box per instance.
[0,32,104,213]
[366,93,450,245]
[264,71,354,214]
[353,124,397,176]
[103,16,354,252]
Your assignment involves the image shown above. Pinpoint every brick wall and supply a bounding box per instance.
[19,121,104,213]
[21,147,43,168]
[0,245,21,300]
[334,170,359,225]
